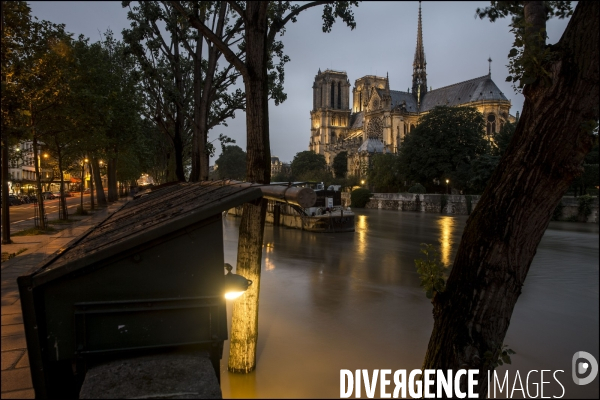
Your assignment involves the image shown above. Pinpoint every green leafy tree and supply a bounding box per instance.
[398,106,489,192]
[368,153,401,192]
[493,121,516,156]
[172,0,359,373]
[332,151,348,178]
[1,2,72,231]
[422,3,598,396]
[215,145,246,180]
[291,150,327,180]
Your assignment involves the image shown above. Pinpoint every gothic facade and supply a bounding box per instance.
[308,3,515,179]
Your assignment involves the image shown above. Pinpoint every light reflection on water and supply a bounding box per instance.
[437,216,455,266]
[220,209,599,399]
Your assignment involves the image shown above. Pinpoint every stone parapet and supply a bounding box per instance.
[341,192,599,222]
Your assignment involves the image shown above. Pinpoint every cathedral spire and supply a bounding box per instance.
[385,72,390,92]
[412,1,427,106]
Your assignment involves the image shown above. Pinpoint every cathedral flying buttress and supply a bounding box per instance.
[308,2,515,179]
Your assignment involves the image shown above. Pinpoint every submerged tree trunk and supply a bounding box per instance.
[228,1,271,374]
[91,157,107,206]
[422,2,599,397]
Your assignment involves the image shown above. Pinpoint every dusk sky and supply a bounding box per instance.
[28,1,572,165]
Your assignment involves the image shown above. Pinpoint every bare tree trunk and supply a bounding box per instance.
[228,1,271,374]
[32,136,46,230]
[190,5,204,182]
[91,157,107,206]
[1,138,11,243]
[173,27,186,182]
[422,2,599,397]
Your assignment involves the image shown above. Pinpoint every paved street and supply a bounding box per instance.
[1,199,128,399]
[1,194,94,236]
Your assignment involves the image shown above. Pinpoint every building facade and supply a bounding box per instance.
[309,3,515,178]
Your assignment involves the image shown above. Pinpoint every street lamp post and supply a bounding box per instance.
[446,179,450,195]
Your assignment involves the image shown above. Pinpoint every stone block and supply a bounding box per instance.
[80,352,222,399]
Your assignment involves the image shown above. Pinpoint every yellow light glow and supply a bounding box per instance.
[84,158,89,163]
[437,216,455,266]
[225,291,245,300]
[361,180,365,185]
[357,214,368,256]
[446,179,449,184]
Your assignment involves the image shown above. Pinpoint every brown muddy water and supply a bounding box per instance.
[219,209,599,398]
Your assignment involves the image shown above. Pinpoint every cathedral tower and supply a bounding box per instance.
[412,1,427,106]
[309,69,351,163]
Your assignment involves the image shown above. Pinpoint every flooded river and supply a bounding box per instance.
[219,209,599,399]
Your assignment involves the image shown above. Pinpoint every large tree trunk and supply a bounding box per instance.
[91,157,107,206]
[228,1,271,374]
[422,2,599,397]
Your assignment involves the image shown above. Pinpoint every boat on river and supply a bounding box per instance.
[228,182,355,233]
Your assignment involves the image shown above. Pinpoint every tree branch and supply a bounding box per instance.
[171,1,248,78]
[267,1,332,44]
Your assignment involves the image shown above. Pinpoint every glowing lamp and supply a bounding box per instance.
[224,263,252,300]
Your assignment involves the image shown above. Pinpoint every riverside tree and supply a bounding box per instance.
[398,105,489,193]
[421,2,598,397]
[333,150,348,178]
[122,1,245,182]
[172,0,359,373]
[215,145,246,180]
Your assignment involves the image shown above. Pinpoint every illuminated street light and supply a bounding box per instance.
[223,263,252,300]
[446,179,450,194]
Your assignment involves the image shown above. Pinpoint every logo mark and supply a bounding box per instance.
[572,351,598,385]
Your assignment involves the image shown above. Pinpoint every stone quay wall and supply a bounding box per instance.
[341,193,599,222]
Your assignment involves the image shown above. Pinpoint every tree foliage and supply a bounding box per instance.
[291,150,327,180]
[367,153,401,192]
[332,151,348,178]
[215,145,246,180]
[350,188,372,208]
[398,106,489,192]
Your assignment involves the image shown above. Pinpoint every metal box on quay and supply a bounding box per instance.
[17,181,263,399]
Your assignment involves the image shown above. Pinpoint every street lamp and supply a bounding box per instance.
[223,263,252,300]
[446,179,450,194]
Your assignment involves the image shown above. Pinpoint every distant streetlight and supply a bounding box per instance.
[446,179,450,194]
[361,180,365,185]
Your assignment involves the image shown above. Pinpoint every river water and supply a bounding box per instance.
[219,209,599,399]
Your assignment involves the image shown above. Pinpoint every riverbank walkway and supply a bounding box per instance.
[1,198,128,399]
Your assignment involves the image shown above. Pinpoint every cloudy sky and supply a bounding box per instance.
[28,1,572,164]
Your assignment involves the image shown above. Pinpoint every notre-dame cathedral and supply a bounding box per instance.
[308,3,515,178]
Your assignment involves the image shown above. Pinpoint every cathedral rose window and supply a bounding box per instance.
[367,117,384,139]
